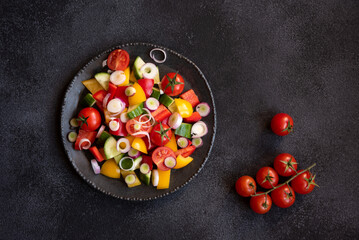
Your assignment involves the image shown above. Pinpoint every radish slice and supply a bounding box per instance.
[125,174,136,185]
[196,103,211,117]
[110,71,126,85]
[140,63,158,79]
[168,112,183,129]
[191,121,208,138]
[102,93,111,108]
[164,156,177,169]
[109,120,120,131]
[152,170,159,187]
[140,163,150,174]
[145,97,159,111]
[177,137,189,148]
[91,159,101,174]
[150,48,167,64]
[120,112,129,123]
[96,125,106,138]
[116,138,131,153]
[102,60,107,68]
[119,157,134,170]
[107,98,125,114]
[67,132,77,143]
[192,137,203,148]
[79,138,91,150]
[128,147,140,158]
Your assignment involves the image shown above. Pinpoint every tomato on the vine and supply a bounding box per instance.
[107,49,130,71]
[235,176,256,197]
[256,167,279,189]
[273,153,298,177]
[126,116,152,138]
[160,72,185,96]
[271,185,295,208]
[291,170,318,194]
[152,147,176,171]
[250,192,272,214]
[77,107,101,131]
[271,113,293,136]
[150,122,172,146]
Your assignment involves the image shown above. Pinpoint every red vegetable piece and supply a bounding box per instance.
[184,112,202,123]
[180,89,200,107]
[93,90,107,111]
[108,83,117,102]
[115,86,129,107]
[109,118,128,137]
[151,104,171,122]
[141,155,153,170]
[74,130,97,150]
[138,78,154,98]
[162,116,170,125]
[89,146,105,162]
[175,145,196,157]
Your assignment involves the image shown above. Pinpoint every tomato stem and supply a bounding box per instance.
[251,163,317,197]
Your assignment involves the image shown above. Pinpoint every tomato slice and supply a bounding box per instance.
[107,49,130,71]
[126,116,152,138]
[152,147,176,171]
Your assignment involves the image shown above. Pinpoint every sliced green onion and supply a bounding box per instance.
[70,118,79,127]
[140,163,150,174]
[125,174,136,185]
[67,132,77,143]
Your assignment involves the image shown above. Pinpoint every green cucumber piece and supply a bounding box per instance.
[96,130,112,146]
[150,87,161,100]
[139,172,151,185]
[114,153,125,165]
[133,56,146,79]
[80,93,96,107]
[127,102,144,119]
[133,156,143,170]
[168,102,177,113]
[159,94,175,108]
[175,123,192,138]
[95,72,111,91]
[104,136,121,159]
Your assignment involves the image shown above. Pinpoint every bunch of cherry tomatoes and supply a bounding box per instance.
[235,113,318,214]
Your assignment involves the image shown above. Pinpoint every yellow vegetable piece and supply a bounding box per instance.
[82,78,104,94]
[164,131,177,152]
[174,99,193,118]
[129,70,137,83]
[128,83,146,106]
[157,169,171,189]
[131,137,148,154]
[125,136,135,145]
[174,155,194,169]
[100,159,121,179]
[167,102,177,113]
[120,170,141,188]
[118,67,130,86]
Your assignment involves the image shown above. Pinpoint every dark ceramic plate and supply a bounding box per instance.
[61,43,216,200]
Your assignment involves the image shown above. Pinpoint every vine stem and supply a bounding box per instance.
[251,163,316,197]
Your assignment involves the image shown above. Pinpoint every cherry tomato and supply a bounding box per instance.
[107,49,130,71]
[273,153,298,177]
[235,176,257,197]
[291,170,318,194]
[152,147,176,171]
[126,116,152,138]
[250,192,272,214]
[77,107,101,131]
[271,113,294,136]
[150,123,172,146]
[271,185,295,208]
[256,167,279,189]
[160,72,185,96]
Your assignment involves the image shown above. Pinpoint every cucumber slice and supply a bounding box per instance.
[159,94,174,108]
[104,136,121,159]
[114,153,125,164]
[133,56,146,79]
[150,87,161,100]
[139,172,151,185]
[174,123,192,138]
[96,130,112,146]
[80,93,96,107]
[67,132,77,143]
[127,102,144,119]
[133,156,143,170]
[95,72,111,91]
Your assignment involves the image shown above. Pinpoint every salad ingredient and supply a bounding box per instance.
[151,104,171,122]
[174,99,193,118]
[133,56,146,79]
[164,132,178,152]
[184,112,202,123]
[127,103,144,119]
[174,123,192,138]
[175,146,196,158]
[109,119,127,136]
[93,90,107,109]
[96,130,111,146]
[100,159,121,179]
[168,112,183,129]
[131,137,148,154]
[150,87,161,100]
[116,138,131,153]
[161,72,184,96]
[78,139,91,150]
[180,89,200,107]
[95,125,106,138]
[120,112,130,123]
[291,170,318,194]
[102,93,111,108]
[82,78,104,94]
[121,170,141,187]
[141,155,153,170]
[91,159,101,174]
[109,119,120,131]
[89,146,104,162]
[160,94,175,108]
[150,123,172,146]
[177,137,189,148]
[256,167,279,189]
[271,185,295,208]
[138,78,154,98]
[125,174,136,185]
[113,153,125,164]
[77,107,101,131]
[128,147,141,158]
[74,130,97,150]
[235,176,256,197]
[140,172,151,185]
[67,132,77,143]
[140,163,151,174]
[145,97,159,111]
[125,86,136,97]
[132,156,143,170]
[152,147,175,171]
[273,153,298,177]
[107,98,126,114]
[70,118,79,127]
[196,102,211,117]
[157,169,171,189]
[250,193,272,214]
[271,113,294,136]
[173,155,193,169]
[80,93,96,107]
[119,157,134,170]
[140,63,158,79]
[115,86,129,106]
[192,137,203,148]
[164,156,177,169]
[95,72,111,90]
[151,169,159,187]
[191,121,208,138]
[108,82,118,101]
[128,83,147,106]
[110,71,126,85]
[150,48,167,63]
[107,49,130,71]
[103,136,121,159]
[126,116,152,137]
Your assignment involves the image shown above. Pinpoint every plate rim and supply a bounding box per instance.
[60,42,217,201]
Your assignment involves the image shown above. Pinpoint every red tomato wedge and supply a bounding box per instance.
[107,49,130,71]
[175,145,196,157]
[74,130,97,150]
[180,89,200,107]
[151,104,171,122]
[152,147,175,171]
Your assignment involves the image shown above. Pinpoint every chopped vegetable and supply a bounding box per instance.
[125,86,136,97]
[151,104,171,122]
[119,157,134,171]
[174,98,193,118]
[95,72,111,90]
[157,169,171,189]
[174,123,192,139]
[174,155,194,169]
[145,97,160,111]
[168,112,183,129]
[128,83,147,106]
[159,94,175,108]
[164,156,177,169]
[192,138,203,148]
[80,93,96,107]
[191,121,208,138]
[196,102,211,117]
[70,118,79,127]
[110,71,126,85]
[150,87,161,100]
[184,112,202,123]
[125,174,136,185]
[116,138,131,153]
[82,78,104,94]
[177,137,189,148]
[140,163,151,174]
[91,159,101,174]
[89,146,104,162]
[180,89,200,107]
[67,132,77,142]
[128,147,140,158]
[175,146,196,158]
[100,159,121,179]
[151,170,159,187]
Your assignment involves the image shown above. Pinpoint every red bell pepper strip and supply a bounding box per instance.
[108,82,117,101]
[141,155,153,170]
[109,118,127,136]
[151,104,171,122]
[184,112,202,123]
[115,86,129,107]
[180,89,200,107]
[162,116,170,125]
[89,146,105,162]
[93,90,107,110]
[138,78,154,98]
[175,145,196,157]
[74,130,97,150]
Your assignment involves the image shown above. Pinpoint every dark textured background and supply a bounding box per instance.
[1,0,358,239]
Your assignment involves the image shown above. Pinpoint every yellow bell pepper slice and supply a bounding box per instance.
[117,67,130,86]
[82,78,104,94]
[129,70,137,83]
[174,99,193,118]
[128,83,146,106]
[157,169,171,189]
[120,170,141,188]
[100,159,121,179]
[164,131,177,152]
[174,155,194,169]
[131,137,148,154]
